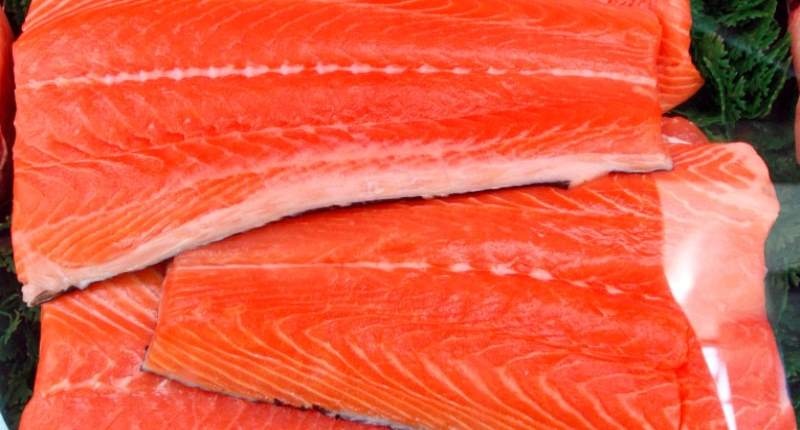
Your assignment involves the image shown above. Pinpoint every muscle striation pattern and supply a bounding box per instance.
[19,268,379,430]
[12,0,672,303]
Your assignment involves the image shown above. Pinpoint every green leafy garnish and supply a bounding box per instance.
[679,0,792,139]
[3,0,30,34]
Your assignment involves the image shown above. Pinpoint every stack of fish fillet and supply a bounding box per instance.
[5,1,795,429]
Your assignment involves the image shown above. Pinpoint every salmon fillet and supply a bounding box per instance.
[19,268,378,430]
[599,0,704,110]
[658,117,796,429]
[143,138,726,429]
[12,0,671,304]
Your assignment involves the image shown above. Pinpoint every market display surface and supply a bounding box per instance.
[1,0,799,429]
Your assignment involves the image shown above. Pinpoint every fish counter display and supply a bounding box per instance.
[0,1,796,429]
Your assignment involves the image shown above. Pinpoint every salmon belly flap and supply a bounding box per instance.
[12,0,672,304]
[142,138,743,429]
[19,268,378,430]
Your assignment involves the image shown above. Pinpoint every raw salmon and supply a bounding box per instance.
[658,117,796,429]
[598,0,704,110]
[143,142,726,428]
[12,0,671,304]
[20,268,378,430]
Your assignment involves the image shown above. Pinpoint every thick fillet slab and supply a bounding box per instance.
[13,0,670,303]
[659,117,796,429]
[598,0,703,110]
[19,268,377,430]
[144,143,724,429]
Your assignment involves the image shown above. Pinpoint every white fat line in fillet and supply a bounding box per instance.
[184,261,557,280]
[184,262,433,271]
[45,375,135,395]
[183,263,643,300]
[22,63,657,90]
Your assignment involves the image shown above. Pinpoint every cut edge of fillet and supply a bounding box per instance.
[138,362,414,430]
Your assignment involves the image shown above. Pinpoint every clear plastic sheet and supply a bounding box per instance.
[659,120,795,427]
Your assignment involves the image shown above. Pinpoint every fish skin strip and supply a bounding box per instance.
[143,133,728,429]
[658,117,797,429]
[13,0,670,304]
[19,268,380,430]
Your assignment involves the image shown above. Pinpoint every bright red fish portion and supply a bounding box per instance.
[20,268,379,430]
[143,137,736,429]
[13,0,672,304]
[598,0,704,110]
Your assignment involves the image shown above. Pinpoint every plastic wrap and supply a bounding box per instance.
[661,118,795,428]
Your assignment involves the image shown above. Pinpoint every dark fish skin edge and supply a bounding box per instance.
[29,288,63,306]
